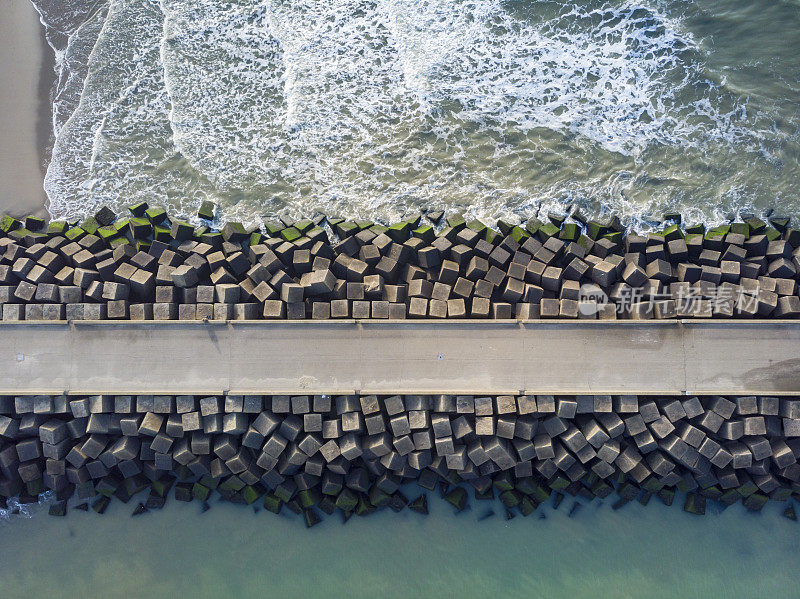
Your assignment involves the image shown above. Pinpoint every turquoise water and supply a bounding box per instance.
[1,492,799,598]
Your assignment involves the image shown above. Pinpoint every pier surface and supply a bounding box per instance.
[1,320,798,395]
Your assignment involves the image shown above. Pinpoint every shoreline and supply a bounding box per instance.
[0,0,54,219]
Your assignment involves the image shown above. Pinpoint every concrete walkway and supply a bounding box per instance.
[1,320,799,395]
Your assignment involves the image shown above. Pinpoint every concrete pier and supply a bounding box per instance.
[1,320,799,395]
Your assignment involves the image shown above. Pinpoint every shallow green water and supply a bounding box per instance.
[1,493,798,598]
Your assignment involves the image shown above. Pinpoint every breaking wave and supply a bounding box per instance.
[33,0,800,228]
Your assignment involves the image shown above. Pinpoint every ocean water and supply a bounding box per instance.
[30,0,800,228]
[13,3,800,597]
[2,491,799,599]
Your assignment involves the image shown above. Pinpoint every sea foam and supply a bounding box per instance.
[33,0,798,228]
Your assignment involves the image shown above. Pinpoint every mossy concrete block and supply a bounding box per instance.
[444,486,468,511]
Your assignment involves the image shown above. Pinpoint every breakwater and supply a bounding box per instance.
[2,393,799,524]
[2,206,800,320]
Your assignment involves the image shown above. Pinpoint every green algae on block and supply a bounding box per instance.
[355,219,374,231]
[334,221,358,238]
[262,219,282,237]
[192,483,211,502]
[171,221,194,241]
[80,216,100,235]
[536,222,560,241]
[262,492,283,514]
[241,485,264,505]
[368,486,391,508]
[510,225,529,243]
[306,227,328,244]
[128,201,148,217]
[662,223,684,241]
[769,216,789,232]
[519,495,537,516]
[585,220,605,240]
[444,486,468,512]
[355,495,376,517]
[446,214,466,230]
[499,490,521,508]
[412,224,435,243]
[24,215,45,231]
[128,217,152,239]
[46,220,67,235]
[548,212,566,227]
[0,214,21,233]
[386,221,411,242]
[293,219,314,234]
[335,488,358,512]
[97,226,117,241]
[109,236,130,249]
[199,231,223,247]
[279,226,302,243]
[297,488,320,508]
[405,215,422,229]
[368,223,388,235]
[466,219,487,234]
[145,207,168,225]
[525,217,543,236]
[153,225,172,242]
[496,218,515,236]
[729,222,750,238]
[8,228,32,243]
[558,222,580,242]
[743,493,768,512]
[303,508,321,528]
[683,493,705,515]
[745,217,767,234]
[197,200,216,221]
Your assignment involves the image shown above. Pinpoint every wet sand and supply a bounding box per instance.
[0,0,53,218]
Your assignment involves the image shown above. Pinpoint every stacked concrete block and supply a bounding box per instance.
[3,207,800,320]
[2,393,799,523]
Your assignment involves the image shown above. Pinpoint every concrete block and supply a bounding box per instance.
[429,299,447,318]
[371,300,389,319]
[153,302,177,320]
[104,299,127,319]
[121,302,149,320]
[1,303,23,321]
[492,302,513,319]
[40,303,65,320]
[138,412,163,437]
[234,303,260,320]
[24,303,44,320]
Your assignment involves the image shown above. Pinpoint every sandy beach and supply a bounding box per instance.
[0,0,52,218]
